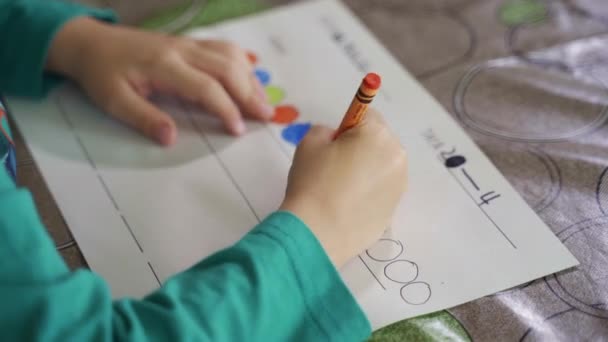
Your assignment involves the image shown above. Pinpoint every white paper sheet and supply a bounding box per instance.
[9,0,578,329]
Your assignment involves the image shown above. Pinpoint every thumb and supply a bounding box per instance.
[103,82,177,146]
[338,107,386,139]
[297,124,334,150]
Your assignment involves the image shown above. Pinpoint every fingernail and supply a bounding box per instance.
[233,120,246,135]
[156,123,175,146]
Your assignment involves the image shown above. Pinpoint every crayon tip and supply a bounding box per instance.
[364,73,382,90]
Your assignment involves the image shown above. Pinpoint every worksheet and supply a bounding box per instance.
[9,0,578,329]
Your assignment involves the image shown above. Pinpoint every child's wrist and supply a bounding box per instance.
[279,198,346,268]
[46,16,107,82]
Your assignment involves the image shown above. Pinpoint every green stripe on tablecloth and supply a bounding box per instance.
[140,0,266,33]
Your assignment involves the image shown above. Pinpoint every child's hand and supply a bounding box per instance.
[280,109,408,267]
[47,17,273,146]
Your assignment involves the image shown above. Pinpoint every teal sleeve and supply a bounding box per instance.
[0,0,116,97]
[0,154,15,192]
[0,168,371,341]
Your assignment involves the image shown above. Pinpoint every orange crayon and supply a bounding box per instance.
[334,72,382,139]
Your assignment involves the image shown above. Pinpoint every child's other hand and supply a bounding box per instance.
[280,109,408,267]
[47,17,273,146]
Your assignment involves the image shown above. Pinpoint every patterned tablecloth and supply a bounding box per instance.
[11,0,608,340]
[358,1,608,340]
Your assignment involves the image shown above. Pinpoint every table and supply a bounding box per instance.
[13,0,608,340]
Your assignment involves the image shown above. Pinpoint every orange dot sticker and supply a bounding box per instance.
[247,52,258,65]
[272,105,299,124]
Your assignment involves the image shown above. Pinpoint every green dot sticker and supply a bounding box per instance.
[266,86,286,106]
[499,0,548,26]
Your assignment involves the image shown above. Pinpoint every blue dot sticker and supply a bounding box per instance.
[255,68,271,86]
[282,123,312,146]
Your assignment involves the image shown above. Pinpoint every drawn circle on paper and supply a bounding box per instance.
[454,60,608,142]
[520,307,608,341]
[400,282,432,305]
[266,86,286,106]
[356,9,475,78]
[384,260,419,284]
[545,216,608,318]
[479,143,561,212]
[366,239,404,262]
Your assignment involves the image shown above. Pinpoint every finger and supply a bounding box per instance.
[154,60,245,135]
[340,107,387,139]
[356,108,407,170]
[297,125,334,151]
[360,108,386,129]
[195,40,252,70]
[193,40,270,116]
[104,81,177,146]
[186,48,273,121]
[248,73,274,119]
